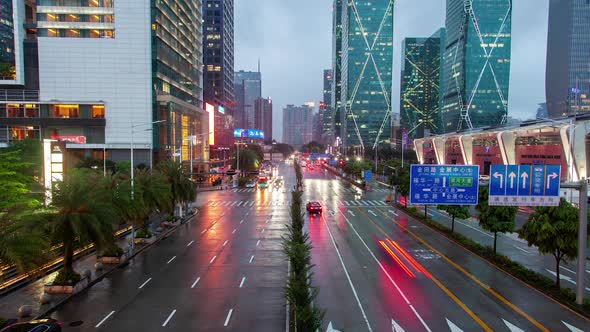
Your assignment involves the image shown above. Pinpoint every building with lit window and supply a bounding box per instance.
[203,0,235,148]
[546,0,590,118]
[331,0,343,147]
[441,0,512,133]
[400,29,445,139]
[254,97,272,143]
[283,104,313,147]
[0,0,209,172]
[321,69,333,144]
[338,0,394,152]
[234,69,261,129]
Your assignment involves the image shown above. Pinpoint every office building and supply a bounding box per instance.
[234,69,261,129]
[441,0,512,133]
[321,69,333,144]
[331,0,343,146]
[203,0,235,147]
[400,29,445,139]
[283,104,313,147]
[546,0,590,118]
[254,97,272,143]
[339,0,394,151]
[0,0,209,172]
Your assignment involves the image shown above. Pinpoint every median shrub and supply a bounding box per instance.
[100,245,124,258]
[53,269,81,286]
[135,228,152,239]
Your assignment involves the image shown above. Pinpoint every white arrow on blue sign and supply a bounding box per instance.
[489,164,561,207]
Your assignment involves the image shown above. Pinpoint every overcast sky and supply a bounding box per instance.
[235,0,549,142]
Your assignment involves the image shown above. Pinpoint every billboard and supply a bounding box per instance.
[206,103,215,145]
[233,128,265,139]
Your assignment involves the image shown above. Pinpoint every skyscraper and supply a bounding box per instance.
[546,0,590,118]
[283,104,314,147]
[400,29,445,138]
[321,69,333,144]
[441,0,512,133]
[331,0,343,145]
[339,0,394,151]
[234,70,261,128]
[203,0,235,147]
[254,97,272,142]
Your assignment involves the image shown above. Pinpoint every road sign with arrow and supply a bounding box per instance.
[489,164,561,206]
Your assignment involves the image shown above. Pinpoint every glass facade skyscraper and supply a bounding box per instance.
[400,29,445,139]
[321,69,333,144]
[340,0,394,150]
[441,0,512,133]
[234,70,261,129]
[546,0,590,118]
[331,0,343,145]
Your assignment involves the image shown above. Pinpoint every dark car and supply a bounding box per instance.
[1,319,62,332]
[306,201,322,214]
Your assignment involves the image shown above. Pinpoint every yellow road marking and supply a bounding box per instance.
[370,207,550,332]
[354,208,492,332]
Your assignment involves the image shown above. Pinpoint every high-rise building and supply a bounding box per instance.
[441,0,512,133]
[339,0,394,151]
[331,0,343,146]
[283,104,313,147]
[254,97,272,143]
[546,0,590,118]
[321,69,333,144]
[203,0,235,147]
[234,69,261,128]
[0,0,209,172]
[400,29,445,139]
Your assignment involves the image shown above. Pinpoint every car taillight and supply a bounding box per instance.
[57,322,63,326]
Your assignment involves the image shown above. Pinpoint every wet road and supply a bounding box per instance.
[49,169,292,331]
[302,166,590,331]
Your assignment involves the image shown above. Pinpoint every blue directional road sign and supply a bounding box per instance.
[489,164,561,206]
[409,165,479,205]
[364,170,372,182]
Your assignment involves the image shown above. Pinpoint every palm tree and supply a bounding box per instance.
[157,161,195,216]
[32,169,117,284]
[132,169,172,231]
[0,211,49,273]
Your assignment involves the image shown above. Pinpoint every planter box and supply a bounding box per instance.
[134,237,156,245]
[97,255,125,264]
[44,278,89,295]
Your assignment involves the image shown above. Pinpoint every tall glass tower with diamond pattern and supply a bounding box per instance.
[441,0,512,133]
[339,0,394,152]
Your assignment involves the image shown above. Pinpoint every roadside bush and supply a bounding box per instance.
[135,228,152,239]
[0,317,6,328]
[100,245,124,258]
[53,268,81,286]
[238,177,249,187]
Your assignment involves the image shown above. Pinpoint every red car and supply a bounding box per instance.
[306,201,322,214]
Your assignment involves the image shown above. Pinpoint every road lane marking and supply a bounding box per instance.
[249,255,254,263]
[201,229,207,235]
[265,219,269,223]
[232,228,237,234]
[162,309,177,327]
[186,240,194,247]
[368,210,377,216]
[560,266,576,275]
[167,256,176,264]
[446,318,464,332]
[562,321,584,332]
[95,310,115,328]
[389,210,398,216]
[391,319,405,332]
[231,201,237,206]
[209,255,217,264]
[191,277,201,288]
[239,276,246,288]
[256,240,261,246]
[513,245,532,254]
[138,277,152,289]
[372,207,550,331]
[348,211,356,217]
[409,305,430,332]
[502,319,525,332]
[223,240,228,247]
[237,201,243,206]
[320,214,373,332]
[240,219,244,224]
[261,228,265,233]
[224,308,234,326]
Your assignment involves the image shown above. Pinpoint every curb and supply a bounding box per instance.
[322,166,364,189]
[34,211,198,320]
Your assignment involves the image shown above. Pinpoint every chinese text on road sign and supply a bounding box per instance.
[489,164,561,206]
[410,165,479,205]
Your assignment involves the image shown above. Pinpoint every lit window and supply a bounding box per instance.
[47,29,59,37]
[92,105,105,119]
[7,104,21,117]
[89,30,100,38]
[46,13,58,22]
[66,14,79,22]
[54,105,80,118]
[65,29,80,37]
[25,104,38,118]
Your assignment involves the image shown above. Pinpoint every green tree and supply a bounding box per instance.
[301,141,325,153]
[274,143,294,158]
[438,205,471,233]
[476,186,517,253]
[0,213,50,273]
[518,198,578,288]
[157,160,196,216]
[0,148,40,211]
[76,157,117,174]
[233,149,261,173]
[390,167,410,207]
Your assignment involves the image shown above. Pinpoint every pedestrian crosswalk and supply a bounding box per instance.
[227,187,391,193]
[205,199,391,208]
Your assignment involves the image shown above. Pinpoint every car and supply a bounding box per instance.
[1,319,62,332]
[245,180,257,188]
[306,201,322,214]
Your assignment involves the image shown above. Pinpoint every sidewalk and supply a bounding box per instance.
[0,213,194,323]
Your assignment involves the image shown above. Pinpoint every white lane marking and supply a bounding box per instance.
[513,245,532,254]
[201,229,207,235]
[237,201,243,206]
[502,319,525,332]
[348,211,356,217]
[560,266,577,275]
[190,277,201,288]
[138,277,152,289]
[186,240,194,247]
[239,276,246,288]
[388,210,398,216]
[166,256,176,264]
[326,321,341,332]
[339,210,431,331]
[261,228,265,233]
[265,219,270,224]
[391,319,405,332]
[321,214,373,332]
[456,220,493,238]
[562,320,584,332]
[162,309,177,327]
[249,255,254,263]
[231,201,237,206]
[223,240,228,247]
[95,310,115,328]
[249,201,255,206]
[547,269,590,291]
[368,210,377,217]
[446,318,464,332]
[240,219,244,224]
[232,228,237,234]
[256,240,261,246]
[209,255,217,264]
[409,305,431,332]
[367,200,376,206]
[224,308,234,327]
